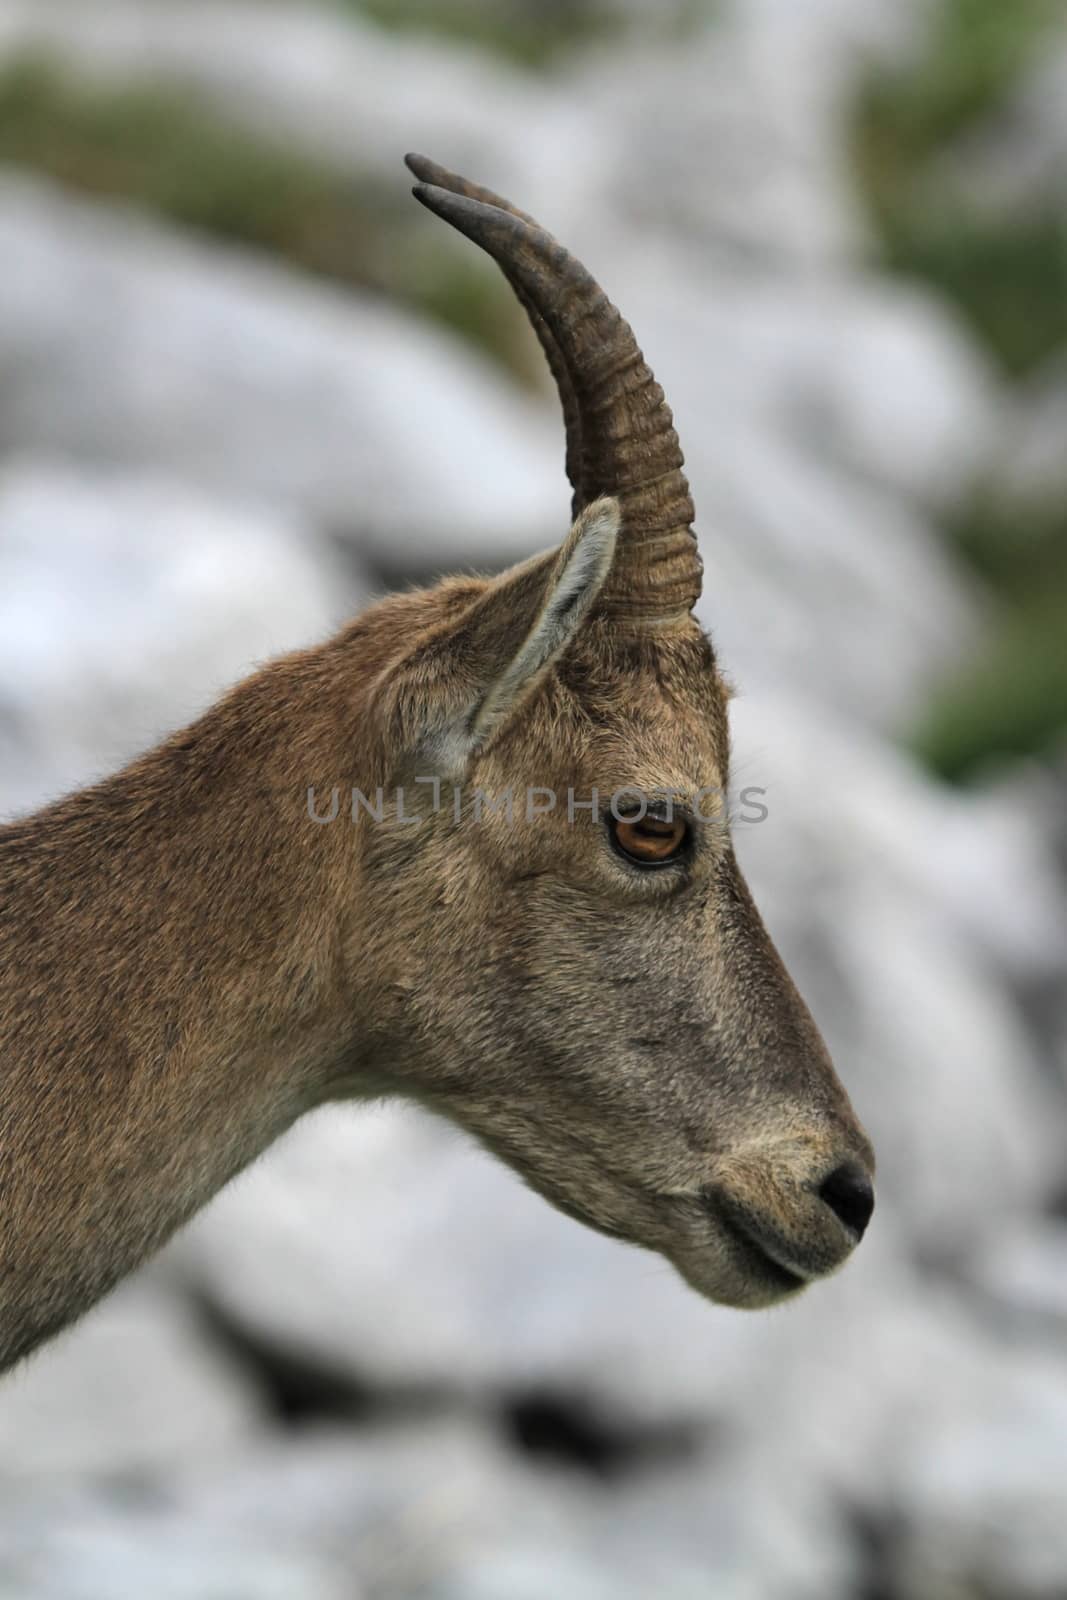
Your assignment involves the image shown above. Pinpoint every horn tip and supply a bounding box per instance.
[409,180,505,239]
[410,179,451,216]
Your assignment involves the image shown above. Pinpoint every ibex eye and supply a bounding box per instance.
[610,811,689,868]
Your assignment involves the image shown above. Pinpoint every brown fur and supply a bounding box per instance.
[0,502,873,1371]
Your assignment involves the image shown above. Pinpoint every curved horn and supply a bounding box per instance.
[405,153,585,517]
[405,156,702,625]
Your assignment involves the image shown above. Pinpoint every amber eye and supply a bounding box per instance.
[610,811,689,868]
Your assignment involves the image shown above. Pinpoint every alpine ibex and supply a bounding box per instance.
[0,155,874,1373]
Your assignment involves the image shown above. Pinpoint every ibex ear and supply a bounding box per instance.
[469,496,618,749]
[413,497,619,775]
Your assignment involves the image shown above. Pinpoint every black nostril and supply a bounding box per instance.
[819,1162,875,1241]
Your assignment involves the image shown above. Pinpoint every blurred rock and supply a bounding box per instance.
[579,0,935,270]
[883,1331,1067,1600]
[0,170,1003,736]
[732,691,1067,1246]
[958,1218,1067,1339]
[940,40,1067,226]
[0,1503,349,1600]
[16,1286,1054,1600]
[0,1275,262,1481]
[682,277,999,512]
[0,0,1004,740]
[0,176,562,571]
[0,0,595,223]
[735,1270,1067,1597]
[167,1104,762,1428]
[694,432,981,729]
[0,0,931,269]
[589,247,998,733]
[0,458,366,816]
[0,1417,865,1600]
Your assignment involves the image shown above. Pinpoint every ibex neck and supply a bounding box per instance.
[0,643,369,1370]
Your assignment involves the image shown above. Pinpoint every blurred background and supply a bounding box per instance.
[1,0,1066,1595]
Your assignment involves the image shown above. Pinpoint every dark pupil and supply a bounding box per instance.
[630,816,673,835]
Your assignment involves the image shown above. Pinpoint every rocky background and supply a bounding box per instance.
[1,1,1066,1595]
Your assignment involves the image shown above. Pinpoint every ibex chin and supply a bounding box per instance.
[0,155,875,1374]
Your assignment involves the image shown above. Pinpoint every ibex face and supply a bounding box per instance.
[355,159,875,1310]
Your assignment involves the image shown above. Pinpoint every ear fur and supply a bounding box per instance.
[468,496,619,749]
[403,496,618,777]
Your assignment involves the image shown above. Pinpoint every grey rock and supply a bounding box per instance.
[0,0,588,219]
[0,176,563,571]
[166,1104,763,1427]
[958,1219,1067,1337]
[0,458,364,816]
[595,258,998,729]
[0,0,931,268]
[0,1508,349,1600]
[0,1275,262,1482]
[882,1325,1067,1600]
[731,691,1067,1247]
[939,42,1067,226]
[578,0,933,270]
[692,430,982,730]
[0,1417,865,1599]
[0,175,998,737]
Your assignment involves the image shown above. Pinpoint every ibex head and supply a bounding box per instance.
[348,156,875,1310]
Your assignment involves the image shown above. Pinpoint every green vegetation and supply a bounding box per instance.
[340,0,711,71]
[914,492,1067,780]
[856,0,1055,163]
[0,54,535,380]
[945,496,1067,602]
[853,0,1067,377]
[344,0,617,69]
[853,0,1067,779]
[913,587,1067,781]
[875,212,1067,382]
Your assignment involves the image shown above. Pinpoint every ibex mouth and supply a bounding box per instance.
[702,1194,810,1297]
[699,1158,874,1292]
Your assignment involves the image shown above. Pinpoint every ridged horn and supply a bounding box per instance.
[405,153,585,517]
[405,153,702,624]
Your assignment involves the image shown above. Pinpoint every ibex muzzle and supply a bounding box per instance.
[0,157,874,1373]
